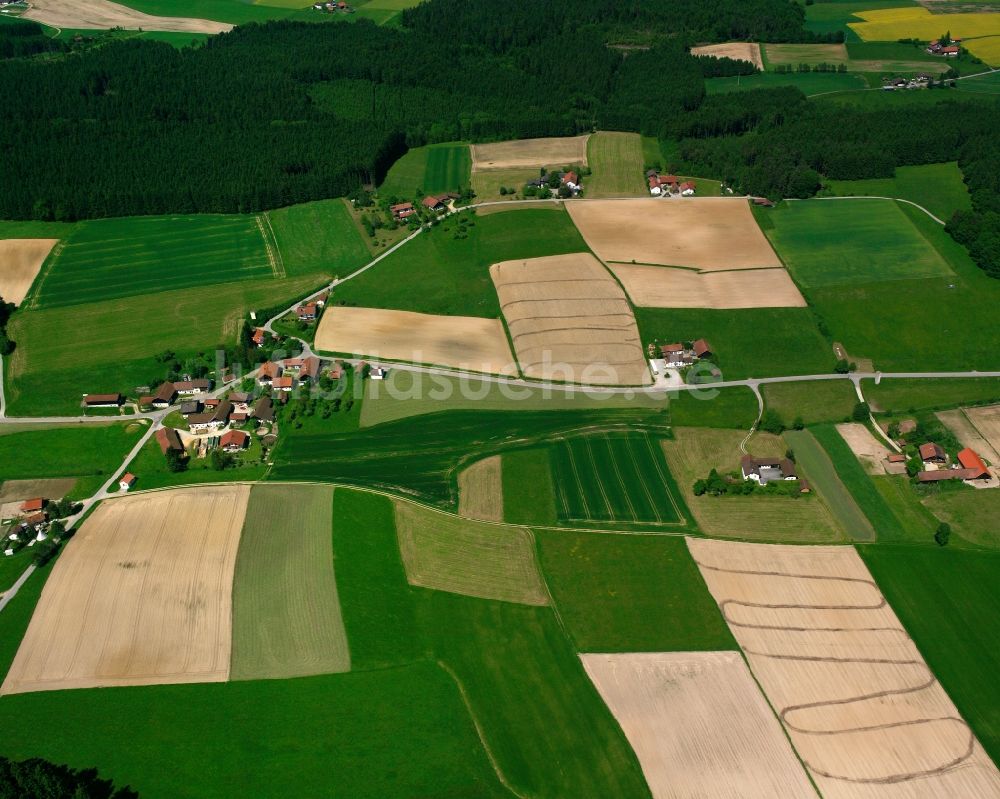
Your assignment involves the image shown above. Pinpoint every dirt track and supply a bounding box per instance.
[0,239,57,306]
[835,423,892,475]
[567,199,782,271]
[610,264,805,309]
[24,0,233,33]
[688,538,1000,799]
[1,485,249,695]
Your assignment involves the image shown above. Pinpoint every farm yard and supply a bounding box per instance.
[610,264,805,309]
[550,430,686,528]
[31,214,278,308]
[585,132,646,197]
[491,252,650,385]
[582,652,817,799]
[314,306,518,375]
[2,485,249,695]
[567,199,782,271]
[0,239,56,305]
[471,135,589,171]
[690,538,1000,799]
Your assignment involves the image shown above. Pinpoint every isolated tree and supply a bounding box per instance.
[852,401,870,422]
[792,417,805,431]
[165,448,187,473]
[935,522,952,547]
[759,409,785,435]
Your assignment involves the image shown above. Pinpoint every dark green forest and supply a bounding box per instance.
[0,755,137,798]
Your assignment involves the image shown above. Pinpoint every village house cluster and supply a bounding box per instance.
[647,172,696,197]
[926,38,961,57]
[658,339,714,367]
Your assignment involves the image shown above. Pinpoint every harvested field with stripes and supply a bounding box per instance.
[937,408,1000,465]
[230,484,350,681]
[2,485,249,695]
[691,42,764,69]
[567,199,781,271]
[457,455,503,522]
[0,239,57,305]
[490,252,650,385]
[609,264,805,309]
[471,135,589,171]
[315,306,518,375]
[688,538,1000,799]
[393,500,548,605]
[552,430,683,527]
[582,652,816,798]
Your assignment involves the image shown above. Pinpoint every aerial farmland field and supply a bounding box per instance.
[0,239,56,306]
[585,132,645,198]
[31,214,276,308]
[824,162,972,222]
[379,143,471,197]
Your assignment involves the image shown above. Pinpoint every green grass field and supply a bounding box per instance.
[762,380,858,425]
[127,431,267,491]
[115,0,312,24]
[265,199,370,279]
[536,532,736,652]
[667,387,760,429]
[863,378,1000,414]
[824,162,971,222]
[501,448,558,526]
[231,484,350,680]
[380,143,471,197]
[333,207,588,317]
[705,71,867,96]
[0,422,146,498]
[550,431,686,528]
[360,369,667,427]
[784,428,875,541]
[764,199,952,288]
[860,545,1000,764]
[872,473,941,543]
[32,215,275,309]
[6,274,319,416]
[764,42,848,66]
[802,0,917,40]
[956,70,1000,95]
[636,307,833,379]
[924,488,1000,549]
[585,132,645,197]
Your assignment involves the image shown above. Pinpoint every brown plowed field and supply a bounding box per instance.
[690,42,764,70]
[582,651,817,798]
[687,538,1000,799]
[490,252,650,386]
[24,0,232,33]
[315,306,518,376]
[609,264,805,308]
[0,239,57,305]
[1,485,249,695]
[567,199,782,271]
[457,455,503,522]
[471,136,589,171]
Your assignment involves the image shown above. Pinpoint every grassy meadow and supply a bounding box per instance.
[501,448,558,526]
[265,199,370,278]
[333,207,588,317]
[114,0,313,24]
[31,214,275,308]
[863,378,1000,414]
[761,379,858,424]
[824,162,971,222]
[585,132,645,197]
[924,488,1000,550]
[667,387,760,429]
[380,143,471,197]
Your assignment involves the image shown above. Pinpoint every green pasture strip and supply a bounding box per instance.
[6,274,319,416]
[266,199,370,279]
[334,207,588,317]
[501,448,558,526]
[586,132,645,197]
[32,215,273,309]
[635,307,832,379]
[419,591,653,799]
[924,488,1000,550]
[762,380,858,425]
[550,431,684,527]
[956,70,1000,94]
[360,369,666,427]
[783,429,875,541]
[667,386,760,429]
[764,199,951,288]
[871,474,941,545]
[0,220,75,240]
[860,545,1000,763]
[863,378,1000,414]
[536,532,736,652]
[114,0,303,24]
[823,162,971,222]
[764,42,847,66]
[330,489,425,670]
[705,71,866,95]
[810,424,909,541]
[0,664,510,799]
[640,135,662,168]
[270,407,670,508]
[424,145,472,194]
[231,484,350,680]
[807,205,1000,372]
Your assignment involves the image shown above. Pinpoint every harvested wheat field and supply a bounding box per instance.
[567,199,782,271]
[962,405,1000,463]
[24,0,232,33]
[687,538,1000,799]
[0,239,57,306]
[315,306,517,376]
[2,485,249,695]
[609,264,805,309]
[471,135,590,171]
[491,252,650,386]
[394,500,548,605]
[582,652,816,798]
[0,477,76,505]
[937,409,1000,465]
[457,455,503,522]
[835,423,894,475]
[690,42,764,70]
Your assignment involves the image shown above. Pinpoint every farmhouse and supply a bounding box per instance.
[391,202,416,220]
[680,181,697,196]
[257,361,281,386]
[83,393,123,408]
[20,498,46,514]
[296,303,318,322]
[273,376,294,392]
[421,195,446,212]
[370,366,387,380]
[299,356,321,382]
[741,455,801,485]
[693,338,713,359]
[661,343,695,367]
[151,382,177,408]
[328,363,343,380]
[174,379,211,395]
[219,430,249,453]
[251,327,266,347]
[253,396,275,422]
[647,174,680,196]
[561,171,581,191]
[957,447,991,480]
[204,398,220,410]
[155,427,184,455]
[188,401,232,433]
[180,401,201,416]
[119,473,137,492]
[919,442,947,464]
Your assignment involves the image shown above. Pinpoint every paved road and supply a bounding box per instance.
[0,563,36,613]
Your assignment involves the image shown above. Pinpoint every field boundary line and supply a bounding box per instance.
[28,238,66,310]
[256,213,286,279]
